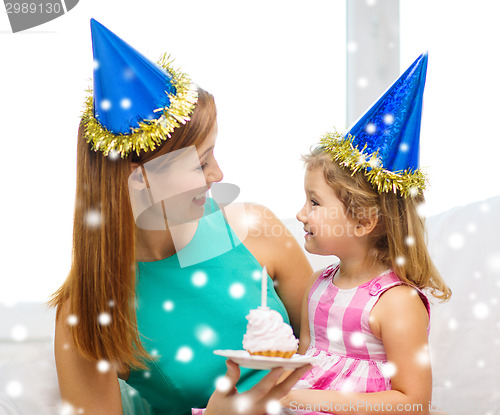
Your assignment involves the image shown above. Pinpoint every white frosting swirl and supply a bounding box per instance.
[242,307,299,352]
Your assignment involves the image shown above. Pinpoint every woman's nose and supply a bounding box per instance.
[206,160,223,185]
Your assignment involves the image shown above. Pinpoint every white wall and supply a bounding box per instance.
[0,1,346,303]
[1,0,499,304]
[400,0,500,217]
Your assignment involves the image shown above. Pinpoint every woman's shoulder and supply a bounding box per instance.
[222,202,291,243]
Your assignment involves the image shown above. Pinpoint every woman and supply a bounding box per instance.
[52,19,312,415]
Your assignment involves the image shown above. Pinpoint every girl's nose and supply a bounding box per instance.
[296,205,307,223]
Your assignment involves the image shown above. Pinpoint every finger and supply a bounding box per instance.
[265,364,312,399]
[247,367,285,398]
[213,360,240,397]
[224,360,241,388]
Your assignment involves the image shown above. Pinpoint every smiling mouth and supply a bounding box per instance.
[192,191,207,206]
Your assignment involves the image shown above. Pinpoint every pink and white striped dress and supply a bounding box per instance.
[292,264,430,412]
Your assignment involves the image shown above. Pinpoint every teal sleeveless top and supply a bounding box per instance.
[126,199,290,414]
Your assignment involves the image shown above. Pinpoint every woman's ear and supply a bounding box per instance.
[130,162,141,175]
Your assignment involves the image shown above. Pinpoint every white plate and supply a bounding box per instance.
[213,350,316,370]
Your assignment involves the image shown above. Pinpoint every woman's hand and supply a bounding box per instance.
[205,360,311,415]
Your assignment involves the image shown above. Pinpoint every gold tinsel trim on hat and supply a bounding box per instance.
[82,54,199,157]
[320,131,427,197]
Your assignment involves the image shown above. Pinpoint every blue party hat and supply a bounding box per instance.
[321,53,429,196]
[82,19,198,157]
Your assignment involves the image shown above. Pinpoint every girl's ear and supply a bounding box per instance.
[354,208,379,237]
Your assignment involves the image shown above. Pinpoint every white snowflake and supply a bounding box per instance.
[67,314,78,326]
[234,396,252,413]
[85,209,102,228]
[93,60,99,70]
[192,271,208,287]
[100,99,112,111]
[383,113,395,125]
[381,361,397,378]
[395,256,406,266]
[6,380,23,398]
[357,77,369,89]
[327,327,343,342]
[447,233,465,250]
[195,325,217,346]
[347,41,358,53]
[163,300,174,312]
[405,236,415,246]
[415,345,431,367]
[365,123,376,134]
[409,186,419,197]
[448,318,458,330]
[97,360,110,373]
[98,312,111,326]
[473,302,489,319]
[215,376,232,393]
[340,379,355,392]
[350,331,365,347]
[120,98,132,110]
[480,203,490,213]
[416,201,427,218]
[399,143,410,152]
[123,67,135,80]
[266,399,282,415]
[466,223,477,233]
[369,157,381,168]
[10,325,28,342]
[108,150,120,161]
[229,282,246,299]
[59,401,77,415]
[488,254,500,273]
[175,346,194,363]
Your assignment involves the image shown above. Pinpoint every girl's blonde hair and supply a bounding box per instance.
[304,147,451,301]
[50,88,217,370]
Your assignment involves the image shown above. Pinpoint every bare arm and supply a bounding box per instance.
[225,203,313,335]
[54,303,123,415]
[280,285,432,415]
[205,360,312,415]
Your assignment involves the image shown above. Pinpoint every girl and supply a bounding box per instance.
[282,53,451,414]
[52,20,311,415]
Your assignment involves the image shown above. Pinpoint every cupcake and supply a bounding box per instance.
[242,307,298,358]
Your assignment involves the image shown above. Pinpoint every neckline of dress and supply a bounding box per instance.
[329,266,393,292]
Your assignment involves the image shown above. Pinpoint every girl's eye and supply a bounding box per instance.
[198,162,209,171]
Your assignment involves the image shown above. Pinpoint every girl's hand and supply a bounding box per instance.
[205,360,311,415]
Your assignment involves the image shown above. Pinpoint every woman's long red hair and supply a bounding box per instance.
[50,89,217,369]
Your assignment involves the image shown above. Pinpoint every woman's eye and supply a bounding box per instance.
[311,199,319,206]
